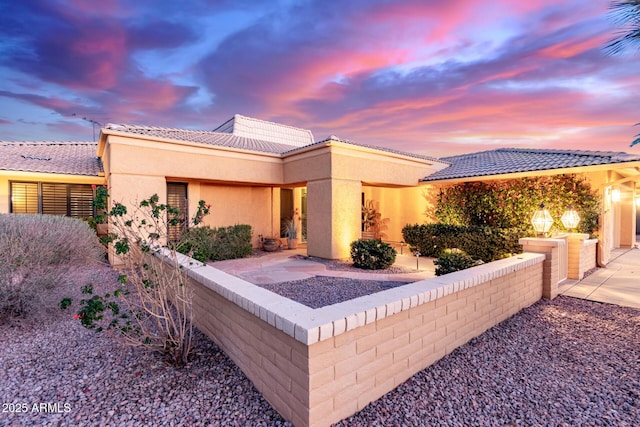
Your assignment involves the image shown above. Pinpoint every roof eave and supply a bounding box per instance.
[421,161,640,184]
[101,128,283,159]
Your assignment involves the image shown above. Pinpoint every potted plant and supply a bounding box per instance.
[92,185,109,236]
[361,199,381,240]
[283,218,298,249]
[262,236,279,252]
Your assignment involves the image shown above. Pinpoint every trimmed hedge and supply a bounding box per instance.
[402,223,521,262]
[177,224,253,262]
[350,239,397,270]
[434,248,484,276]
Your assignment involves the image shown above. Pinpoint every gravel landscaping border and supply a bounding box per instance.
[2,264,638,426]
[256,276,410,308]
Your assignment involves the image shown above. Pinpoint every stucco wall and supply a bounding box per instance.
[199,184,278,246]
[107,135,283,185]
[362,186,430,243]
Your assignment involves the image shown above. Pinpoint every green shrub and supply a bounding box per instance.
[0,214,105,320]
[402,224,522,262]
[433,175,600,237]
[177,224,253,262]
[350,239,397,270]
[434,249,484,276]
[176,227,216,262]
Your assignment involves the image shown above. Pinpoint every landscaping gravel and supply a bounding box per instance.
[1,264,639,426]
[257,276,410,308]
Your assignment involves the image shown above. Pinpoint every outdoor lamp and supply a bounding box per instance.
[560,206,580,232]
[611,189,621,202]
[531,203,554,238]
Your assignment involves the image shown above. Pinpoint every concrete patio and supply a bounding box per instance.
[209,246,437,285]
[211,243,640,310]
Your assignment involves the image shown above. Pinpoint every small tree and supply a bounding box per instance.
[64,194,210,366]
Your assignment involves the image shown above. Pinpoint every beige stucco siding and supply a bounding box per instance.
[107,136,283,185]
[199,184,278,245]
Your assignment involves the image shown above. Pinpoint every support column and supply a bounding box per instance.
[519,238,566,299]
[306,178,362,259]
[566,233,598,280]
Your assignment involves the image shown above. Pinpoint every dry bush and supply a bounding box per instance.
[73,195,210,366]
[0,214,105,321]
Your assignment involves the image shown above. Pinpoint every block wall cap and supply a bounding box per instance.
[159,250,545,345]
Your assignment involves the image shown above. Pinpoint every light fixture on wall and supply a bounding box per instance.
[531,203,554,238]
[560,206,580,233]
[611,188,621,202]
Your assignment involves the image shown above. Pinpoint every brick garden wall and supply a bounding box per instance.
[168,252,546,427]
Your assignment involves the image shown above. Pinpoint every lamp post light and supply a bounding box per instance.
[415,251,421,270]
[560,206,580,233]
[531,203,554,238]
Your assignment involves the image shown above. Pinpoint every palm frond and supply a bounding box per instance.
[605,0,640,55]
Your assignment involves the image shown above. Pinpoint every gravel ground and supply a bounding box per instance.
[1,264,639,426]
[257,276,410,308]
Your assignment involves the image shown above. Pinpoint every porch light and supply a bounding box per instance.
[560,206,580,232]
[531,203,554,238]
[611,188,621,202]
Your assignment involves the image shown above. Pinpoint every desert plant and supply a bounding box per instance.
[350,239,397,270]
[434,248,484,276]
[62,194,210,366]
[0,214,105,321]
[282,218,298,239]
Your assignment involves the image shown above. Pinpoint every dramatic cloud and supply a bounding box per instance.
[0,0,638,157]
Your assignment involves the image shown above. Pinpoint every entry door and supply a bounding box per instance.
[280,188,294,238]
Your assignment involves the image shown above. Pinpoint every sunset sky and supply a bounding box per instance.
[1,0,639,157]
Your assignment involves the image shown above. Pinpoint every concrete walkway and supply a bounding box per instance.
[559,247,640,309]
[209,247,436,285]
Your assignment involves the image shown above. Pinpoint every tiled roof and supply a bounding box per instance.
[284,135,449,164]
[0,142,103,176]
[422,148,640,182]
[105,124,299,154]
[213,114,314,147]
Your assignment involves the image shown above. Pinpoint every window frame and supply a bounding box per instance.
[9,181,95,218]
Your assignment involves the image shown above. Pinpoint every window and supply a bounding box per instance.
[167,182,188,242]
[10,181,94,218]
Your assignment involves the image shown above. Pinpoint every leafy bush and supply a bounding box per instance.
[434,249,484,276]
[0,214,105,321]
[433,175,600,237]
[177,224,252,262]
[350,239,397,270]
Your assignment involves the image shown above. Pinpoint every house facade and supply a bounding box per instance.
[1,115,639,265]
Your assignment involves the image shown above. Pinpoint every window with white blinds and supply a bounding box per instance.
[167,182,188,242]
[10,181,94,218]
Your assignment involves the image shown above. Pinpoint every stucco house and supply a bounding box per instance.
[1,114,639,265]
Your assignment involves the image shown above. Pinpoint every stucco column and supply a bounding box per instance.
[519,238,565,299]
[306,178,362,259]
